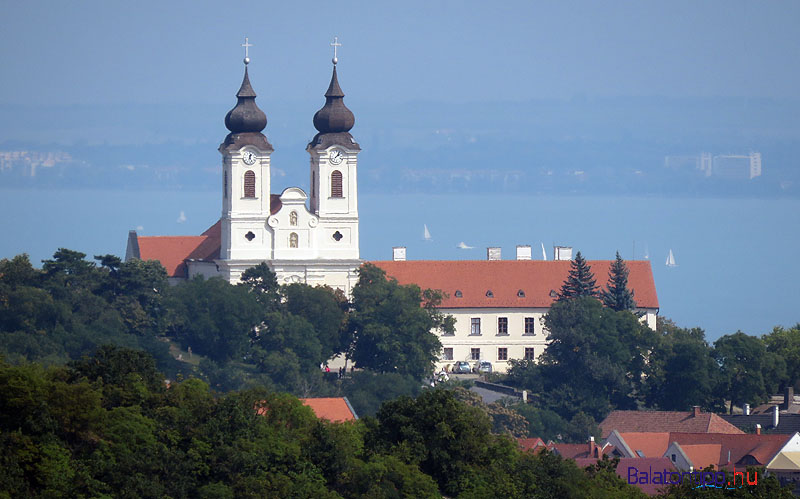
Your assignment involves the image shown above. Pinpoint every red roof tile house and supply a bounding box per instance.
[599,407,743,439]
[372,257,658,372]
[299,397,358,422]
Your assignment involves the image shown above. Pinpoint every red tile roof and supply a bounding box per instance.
[573,457,675,496]
[133,195,282,278]
[299,397,358,422]
[518,437,547,453]
[617,432,673,458]
[136,220,221,277]
[371,260,658,309]
[599,410,744,438]
[668,432,791,469]
[551,441,613,459]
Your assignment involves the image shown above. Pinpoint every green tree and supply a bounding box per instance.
[714,331,778,413]
[601,251,636,311]
[349,264,453,378]
[167,276,262,363]
[763,324,800,389]
[558,251,599,300]
[283,283,350,360]
[239,262,281,311]
[643,318,723,411]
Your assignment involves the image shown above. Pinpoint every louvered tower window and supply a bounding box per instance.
[244,170,256,198]
[331,170,343,198]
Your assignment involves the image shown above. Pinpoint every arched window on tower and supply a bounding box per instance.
[289,211,298,226]
[289,232,298,248]
[331,170,343,198]
[244,170,256,198]
[224,171,228,199]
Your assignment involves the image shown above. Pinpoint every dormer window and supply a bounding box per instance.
[454,290,463,298]
[549,290,558,298]
[517,289,526,298]
[486,290,494,298]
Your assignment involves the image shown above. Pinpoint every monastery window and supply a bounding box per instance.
[311,171,315,198]
[524,317,536,335]
[470,318,481,336]
[332,231,343,242]
[289,211,298,226]
[498,348,508,361]
[454,290,462,298]
[331,170,343,197]
[244,170,256,198]
[245,231,255,242]
[224,171,228,199]
[442,348,453,361]
[497,317,508,335]
[471,348,481,361]
[289,232,298,248]
[524,347,535,361]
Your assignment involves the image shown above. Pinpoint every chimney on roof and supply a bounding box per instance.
[516,245,532,260]
[692,406,701,417]
[487,247,501,261]
[392,247,406,261]
[589,436,596,458]
[773,405,780,428]
[744,403,750,416]
[554,246,572,261]
[756,423,761,435]
[783,387,794,410]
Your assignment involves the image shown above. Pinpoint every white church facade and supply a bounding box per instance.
[125,46,659,373]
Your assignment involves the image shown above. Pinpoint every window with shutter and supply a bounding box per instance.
[331,170,343,197]
[244,170,256,198]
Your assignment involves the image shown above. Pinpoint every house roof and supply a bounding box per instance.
[518,437,547,453]
[768,451,800,471]
[551,442,613,459]
[721,414,800,435]
[299,397,358,422]
[599,410,744,438]
[371,260,658,309]
[616,432,673,458]
[573,457,675,496]
[668,432,791,469]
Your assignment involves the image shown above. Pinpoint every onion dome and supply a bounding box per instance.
[224,67,267,134]
[313,66,355,134]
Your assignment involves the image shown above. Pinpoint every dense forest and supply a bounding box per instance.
[1,249,798,496]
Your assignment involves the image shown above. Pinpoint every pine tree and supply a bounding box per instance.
[602,251,636,311]
[557,251,599,300]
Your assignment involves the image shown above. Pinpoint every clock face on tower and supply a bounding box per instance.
[242,151,257,165]
[328,149,344,165]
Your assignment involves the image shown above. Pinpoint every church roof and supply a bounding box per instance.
[371,260,659,309]
[224,66,268,135]
[312,65,355,135]
[133,195,281,277]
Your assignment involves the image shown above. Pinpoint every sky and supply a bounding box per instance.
[2,1,799,108]
[1,1,799,338]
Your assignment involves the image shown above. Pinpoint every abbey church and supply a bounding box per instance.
[125,47,659,372]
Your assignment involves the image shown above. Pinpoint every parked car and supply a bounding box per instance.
[453,361,472,374]
[474,361,492,374]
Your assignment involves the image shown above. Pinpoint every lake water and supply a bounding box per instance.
[1,188,797,341]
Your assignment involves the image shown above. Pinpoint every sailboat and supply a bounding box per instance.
[541,242,547,261]
[423,224,432,241]
[666,249,677,267]
[644,244,650,260]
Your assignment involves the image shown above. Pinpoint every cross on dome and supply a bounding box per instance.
[242,37,253,65]
[330,36,341,65]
